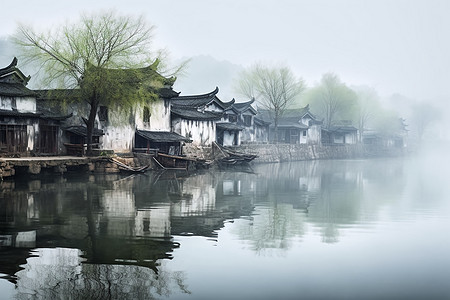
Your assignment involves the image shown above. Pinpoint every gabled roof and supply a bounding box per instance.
[226,98,257,115]
[171,87,234,110]
[86,59,176,86]
[0,57,31,86]
[136,130,191,143]
[279,105,319,121]
[171,106,223,121]
[0,58,35,97]
[258,104,321,126]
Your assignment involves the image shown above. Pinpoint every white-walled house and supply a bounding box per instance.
[258,105,322,144]
[171,87,241,147]
[222,98,261,144]
[321,121,358,145]
[37,61,181,154]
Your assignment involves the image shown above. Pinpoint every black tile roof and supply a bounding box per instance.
[0,83,36,97]
[136,130,191,143]
[216,122,244,131]
[0,109,39,118]
[258,104,321,125]
[0,57,31,86]
[276,122,308,130]
[171,106,223,121]
[0,108,71,122]
[65,126,104,137]
[159,87,180,99]
[323,126,358,133]
[228,98,257,114]
[171,87,234,109]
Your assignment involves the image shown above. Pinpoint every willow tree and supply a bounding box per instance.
[235,63,305,142]
[14,11,177,155]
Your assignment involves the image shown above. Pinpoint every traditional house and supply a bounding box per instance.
[362,118,408,149]
[134,130,191,155]
[0,58,69,156]
[171,87,240,147]
[223,98,259,143]
[37,60,180,154]
[253,117,270,143]
[321,121,358,145]
[258,105,322,144]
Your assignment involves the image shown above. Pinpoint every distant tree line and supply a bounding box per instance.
[234,64,439,142]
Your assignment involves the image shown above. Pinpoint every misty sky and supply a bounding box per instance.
[1,0,449,101]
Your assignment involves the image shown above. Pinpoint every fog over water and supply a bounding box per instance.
[1,150,449,299]
[2,1,450,142]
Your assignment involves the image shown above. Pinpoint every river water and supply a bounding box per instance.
[1,148,450,299]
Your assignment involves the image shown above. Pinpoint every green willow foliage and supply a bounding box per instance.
[14,11,173,154]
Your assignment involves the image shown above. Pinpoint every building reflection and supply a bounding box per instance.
[0,159,407,295]
[0,169,255,295]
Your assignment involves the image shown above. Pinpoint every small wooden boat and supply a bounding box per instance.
[109,158,150,173]
[212,142,257,166]
[153,153,212,170]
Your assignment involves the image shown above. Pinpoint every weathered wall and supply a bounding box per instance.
[135,100,171,131]
[173,119,216,146]
[102,125,135,153]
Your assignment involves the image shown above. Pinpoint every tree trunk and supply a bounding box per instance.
[274,118,279,144]
[86,96,100,156]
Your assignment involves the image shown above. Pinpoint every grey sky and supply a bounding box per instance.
[1,0,449,100]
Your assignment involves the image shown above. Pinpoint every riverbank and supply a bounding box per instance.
[185,143,405,164]
[0,144,405,178]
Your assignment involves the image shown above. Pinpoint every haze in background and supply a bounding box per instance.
[1,0,449,140]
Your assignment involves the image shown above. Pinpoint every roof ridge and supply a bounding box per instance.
[175,86,219,100]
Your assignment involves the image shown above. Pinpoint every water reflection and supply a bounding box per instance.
[1,155,449,299]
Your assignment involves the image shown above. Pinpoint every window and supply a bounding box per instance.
[98,106,108,122]
[228,115,237,123]
[243,115,252,127]
[303,130,307,137]
[143,106,151,124]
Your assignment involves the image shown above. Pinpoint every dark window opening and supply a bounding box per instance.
[0,124,28,153]
[228,115,237,123]
[143,220,150,232]
[143,106,151,124]
[98,106,108,122]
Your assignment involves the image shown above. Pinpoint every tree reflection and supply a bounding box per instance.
[0,158,411,295]
[14,248,190,299]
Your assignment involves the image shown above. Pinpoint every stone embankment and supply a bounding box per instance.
[221,143,404,163]
[0,144,404,178]
[0,154,155,179]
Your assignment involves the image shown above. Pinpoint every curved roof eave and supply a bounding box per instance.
[175,86,219,100]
